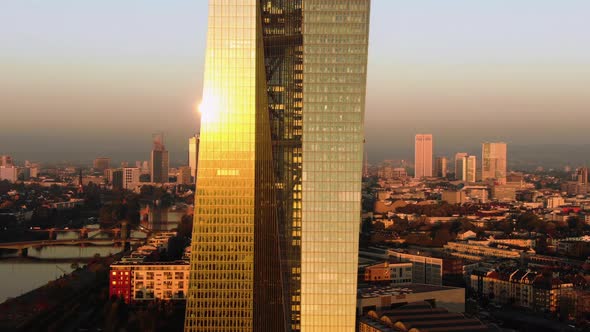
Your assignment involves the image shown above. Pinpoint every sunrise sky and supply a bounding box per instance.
[1,0,589,164]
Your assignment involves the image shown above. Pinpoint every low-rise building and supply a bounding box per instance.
[557,240,590,258]
[489,236,536,249]
[358,284,466,315]
[109,261,189,303]
[359,301,488,332]
[470,268,573,313]
[444,240,526,261]
[441,190,466,205]
[388,250,443,285]
[365,262,413,285]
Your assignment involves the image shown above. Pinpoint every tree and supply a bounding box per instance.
[516,212,542,232]
[567,216,585,234]
[177,214,193,239]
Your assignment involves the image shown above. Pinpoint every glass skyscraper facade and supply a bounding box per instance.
[300,1,370,331]
[186,1,370,331]
[482,142,507,184]
[184,2,285,331]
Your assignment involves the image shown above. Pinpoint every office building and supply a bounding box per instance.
[578,167,589,184]
[0,155,14,167]
[111,169,123,189]
[184,1,284,330]
[482,142,507,184]
[454,153,476,182]
[150,133,169,183]
[140,161,150,175]
[442,190,467,205]
[434,156,448,178]
[414,134,433,178]
[93,157,110,171]
[111,168,139,190]
[547,195,566,209]
[185,1,371,331]
[104,169,114,184]
[454,152,467,180]
[188,134,199,182]
[462,155,477,182]
[388,250,443,286]
[177,166,192,185]
[0,166,18,183]
[123,168,140,189]
[364,262,413,285]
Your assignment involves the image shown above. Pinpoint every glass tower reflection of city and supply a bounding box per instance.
[185,1,371,331]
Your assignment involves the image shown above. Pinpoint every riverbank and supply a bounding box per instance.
[0,252,124,331]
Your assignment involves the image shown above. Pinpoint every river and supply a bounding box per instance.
[0,245,121,303]
[0,205,184,304]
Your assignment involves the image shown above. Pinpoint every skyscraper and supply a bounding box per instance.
[185,1,371,331]
[177,166,192,185]
[185,2,285,331]
[150,133,169,183]
[482,142,507,184]
[434,156,448,178]
[454,153,477,182]
[462,155,477,183]
[454,152,467,180]
[577,167,588,185]
[299,2,370,330]
[0,155,14,168]
[112,167,140,190]
[188,134,199,183]
[414,134,433,178]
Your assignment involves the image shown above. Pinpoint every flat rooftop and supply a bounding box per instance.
[358,283,460,298]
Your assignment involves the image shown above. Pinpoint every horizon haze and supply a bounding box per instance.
[1,0,589,167]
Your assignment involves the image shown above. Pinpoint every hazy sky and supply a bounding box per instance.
[1,0,589,165]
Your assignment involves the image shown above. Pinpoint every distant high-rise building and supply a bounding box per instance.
[462,155,477,183]
[0,156,12,167]
[434,157,448,178]
[577,167,588,185]
[188,134,199,183]
[177,166,192,185]
[141,161,150,175]
[111,169,123,189]
[111,168,140,190]
[185,1,371,331]
[482,142,507,184]
[0,166,17,182]
[414,134,433,178]
[93,157,110,171]
[104,169,114,184]
[454,153,468,180]
[123,168,140,189]
[0,155,14,168]
[150,133,169,183]
[363,149,370,178]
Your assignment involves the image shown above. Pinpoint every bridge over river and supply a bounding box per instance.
[0,238,145,256]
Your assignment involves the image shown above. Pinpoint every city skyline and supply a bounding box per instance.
[2,1,590,331]
[1,0,590,164]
